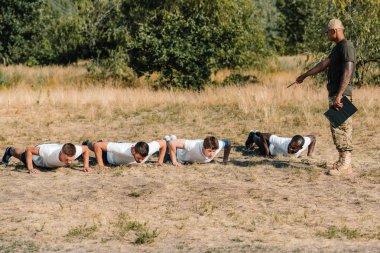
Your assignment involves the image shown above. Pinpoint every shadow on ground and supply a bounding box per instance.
[233,145,322,170]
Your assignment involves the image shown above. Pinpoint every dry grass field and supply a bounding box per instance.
[0,57,379,252]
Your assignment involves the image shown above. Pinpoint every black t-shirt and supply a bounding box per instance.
[327,39,356,97]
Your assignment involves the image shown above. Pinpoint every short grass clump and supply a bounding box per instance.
[127,191,142,198]
[134,229,159,245]
[65,224,98,239]
[0,240,39,253]
[193,200,218,216]
[316,225,380,240]
[114,212,159,244]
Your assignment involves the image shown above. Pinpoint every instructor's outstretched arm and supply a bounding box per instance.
[296,58,330,83]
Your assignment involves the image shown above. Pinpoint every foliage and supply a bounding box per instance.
[255,0,285,54]
[87,47,136,84]
[0,0,45,65]
[339,0,380,85]
[0,0,378,87]
[222,74,258,86]
[276,0,312,55]
[129,11,215,90]
[123,0,268,89]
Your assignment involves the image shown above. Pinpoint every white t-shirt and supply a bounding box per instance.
[106,141,160,165]
[33,144,83,168]
[176,140,225,163]
[269,135,311,158]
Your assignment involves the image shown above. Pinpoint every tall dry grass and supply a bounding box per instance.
[0,56,379,145]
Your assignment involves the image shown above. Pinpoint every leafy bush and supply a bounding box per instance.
[0,0,46,65]
[126,0,267,89]
[87,48,136,85]
[222,74,258,86]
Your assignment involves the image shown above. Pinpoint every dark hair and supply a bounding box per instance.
[203,136,219,150]
[134,142,149,157]
[245,131,256,148]
[62,143,76,157]
[290,135,305,146]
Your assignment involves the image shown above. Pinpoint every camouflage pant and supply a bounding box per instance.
[328,96,353,152]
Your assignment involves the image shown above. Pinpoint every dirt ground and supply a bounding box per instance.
[0,80,379,252]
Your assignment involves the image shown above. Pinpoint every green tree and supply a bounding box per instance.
[0,0,45,64]
[276,0,312,55]
[32,0,89,64]
[254,0,285,54]
[123,0,268,89]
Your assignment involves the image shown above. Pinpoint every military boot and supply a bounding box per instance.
[327,151,352,176]
[329,152,343,170]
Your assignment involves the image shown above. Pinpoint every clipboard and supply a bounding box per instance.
[324,96,358,128]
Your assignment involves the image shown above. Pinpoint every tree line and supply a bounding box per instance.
[0,0,379,89]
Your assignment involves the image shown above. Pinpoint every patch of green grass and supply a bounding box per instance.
[127,191,142,198]
[114,212,159,244]
[316,225,380,240]
[0,240,39,253]
[115,213,133,237]
[65,224,98,239]
[134,229,159,245]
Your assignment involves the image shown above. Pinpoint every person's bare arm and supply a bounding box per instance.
[81,146,91,172]
[222,139,231,164]
[25,146,40,173]
[333,61,355,110]
[156,140,167,166]
[168,139,186,167]
[93,142,109,169]
[306,135,316,157]
[259,133,272,158]
[296,58,330,83]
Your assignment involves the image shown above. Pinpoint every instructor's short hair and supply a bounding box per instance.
[203,136,219,150]
[290,135,305,146]
[62,143,76,157]
[135,142,149,157]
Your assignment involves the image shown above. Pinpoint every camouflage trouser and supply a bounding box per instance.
[328,96,353,152]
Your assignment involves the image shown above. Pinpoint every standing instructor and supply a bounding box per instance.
[296,19,356,176]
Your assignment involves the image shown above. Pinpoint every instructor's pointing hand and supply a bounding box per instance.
[296,74,306,83]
